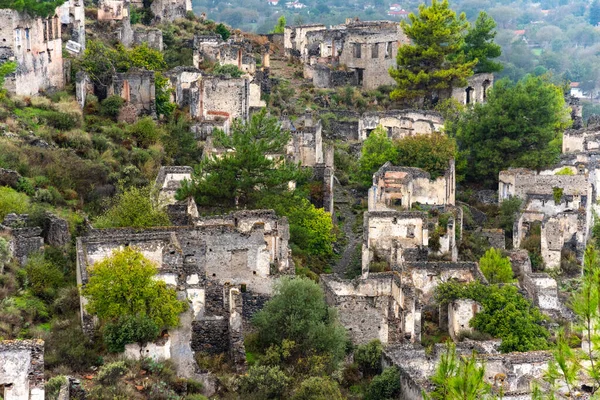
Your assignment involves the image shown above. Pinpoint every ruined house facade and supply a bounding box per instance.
[0,8,65,96]
[76,210,292,373]
[109,68,157,120]
[60,0,86,51]
[193,35,257,75]
[285,20,409,90]
[0,340,45,400]
[358,110,444,141]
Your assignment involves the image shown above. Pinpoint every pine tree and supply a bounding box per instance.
[479,248,513,284]
[272,15,286,34]
[463,12,503,73]
[390,0,476,107]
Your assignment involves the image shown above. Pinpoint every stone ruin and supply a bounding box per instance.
[358,109,445,141]
[98,0,190,24]
[285,19,409,90]
[383,342,552,400]
[60,0,86,52]
[76,209,292,375]
[0,8,65,96]
[109,68,157,120]
[193,35,257,75]
[0,339,45,400]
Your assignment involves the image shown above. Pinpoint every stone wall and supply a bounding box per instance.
[109,68,156,118]
[0,214,44,266]
[358,110,444,141]
[480,228,505,249]
[0,339,45,400]
[448,299,481,341]
[150,0,191,23]
[60,0,86,50]
[0,9,65,96]
[522,272,561,314]
[155,165,194,205]
[193,35,256,74]
[190,76,250,122]
[450,73,493,105]
[499,168,587,202]
[133,27,163,51]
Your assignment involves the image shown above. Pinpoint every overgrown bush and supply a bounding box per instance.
[45,375,67,400]
[96,361,128,384]
[0,186,29,219]
[102,314,160,353]
[100,96,125,119]
[354,339,383,376]
[291,377,344,400]
[365,366,401,400]
[239,365,291,399]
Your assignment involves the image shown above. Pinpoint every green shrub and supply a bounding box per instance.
[479,248,513,284]
[365,367,401,400]
[555,167,574,175]
[127,117,163,148]
[24,253,64,300]
[15,177,35,196]
[0,186,29,220]
[44,318,100,371]
[291,377,344,400]
[213,63,244,78]
[94,186,170,229]
[102,314,160,353]
[100,95,125,119]
[239,365,291,399]
[44,111,81,130]
[96,361,128,384]
[45,375,67,400]
[354,339,383,376]
[185,395,208,400]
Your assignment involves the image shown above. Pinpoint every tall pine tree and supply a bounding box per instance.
[390,0,476,107]
[463,12,503,73]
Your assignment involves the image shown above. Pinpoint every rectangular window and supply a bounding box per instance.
[48,18,53,41]
[25,28,30,51]
[14,28,21,48]
[353,43,361,59]
[385,42,393,59]
[371,43,379,58]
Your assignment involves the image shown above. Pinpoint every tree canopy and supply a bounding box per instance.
[357,126,398,187]
[252,277,348,365]
[452,75,570,186]
[83,247,187,329]
[272,15,286,34]
[463,12,503,73]
[177,109,300,209]
[479,248,513,284]
[390,0,476,106]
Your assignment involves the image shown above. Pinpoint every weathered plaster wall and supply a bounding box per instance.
[0,9,64,96]
[190,76,249,122]
[448,299,481,342]
[0,340,44,400]
[358,110,444,141]
[450,73,493,105]
[154,166,193,205]
[193,35,256,74]
[109,68,156,118]
[150,0,191,23]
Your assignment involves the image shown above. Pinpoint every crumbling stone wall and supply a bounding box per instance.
[448,299,481,342]
[0,214,44,266]
[358,110,444,141]
[193,35,256,74]
[522,272,561,315]
[499,168,587,202]
[166,67,202,108]
[133,27,163,51]
[0,339,45,400]
[368,162,455,212]
[150,0,191,23]
[97,0,128,20]
[480,228,505,249]
[60,0,86,50]
[282,113,324,167]
[155,166,194,205]
[189,76,250,122]
[109,68,156,118]
[284,24,326,59]
[450,73,493,105]
[0,9,65,96]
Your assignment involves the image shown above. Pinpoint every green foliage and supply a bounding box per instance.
[25,253,65,301]
[252,277,348,366]
[462,12,502,73]
[454,75,570,186]
[163,115,202,166]
[129,44,167,71]
[102,314,160,353]
[45,375,67,400]
[96,361,128,384]
[0,61,16,92]
[155,73,176,118]
[394,133,457,179]
[390,0,476,106]
[0,186,29,220]
[177,109,300,209]
[553,187,564,204]
[365,366,402,400]
[83,247,187,329]
[271,15,286,34]
[555,167,574,176]
[544,329,580,397]
[239,365,292,399]
[212,63,244,78]
[44,318,100,371]
[215,23,231,40]
[354,339,384,376]
[497,197,522,237]
[291,377,344,400]
[100,95,125,119]
[479,248,513,284]
[424,343,491,400]
[127,116,164,148]
[0,0,66,17]
[357,126,397,187]
[434,281,549,352]
[94,185,170,229]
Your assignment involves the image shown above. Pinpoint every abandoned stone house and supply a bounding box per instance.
[60,0,86,52]
[449,72,494,105]
[0,340,45,400]
[193,35,257,75]
[0,8,65,96]
[363,161,459,270]
[76,209,292,374]
[383,342,552,400]
[98,0,190,24]
[109,68,157,120]
[358,109,444,141]
[285,19,409,90]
